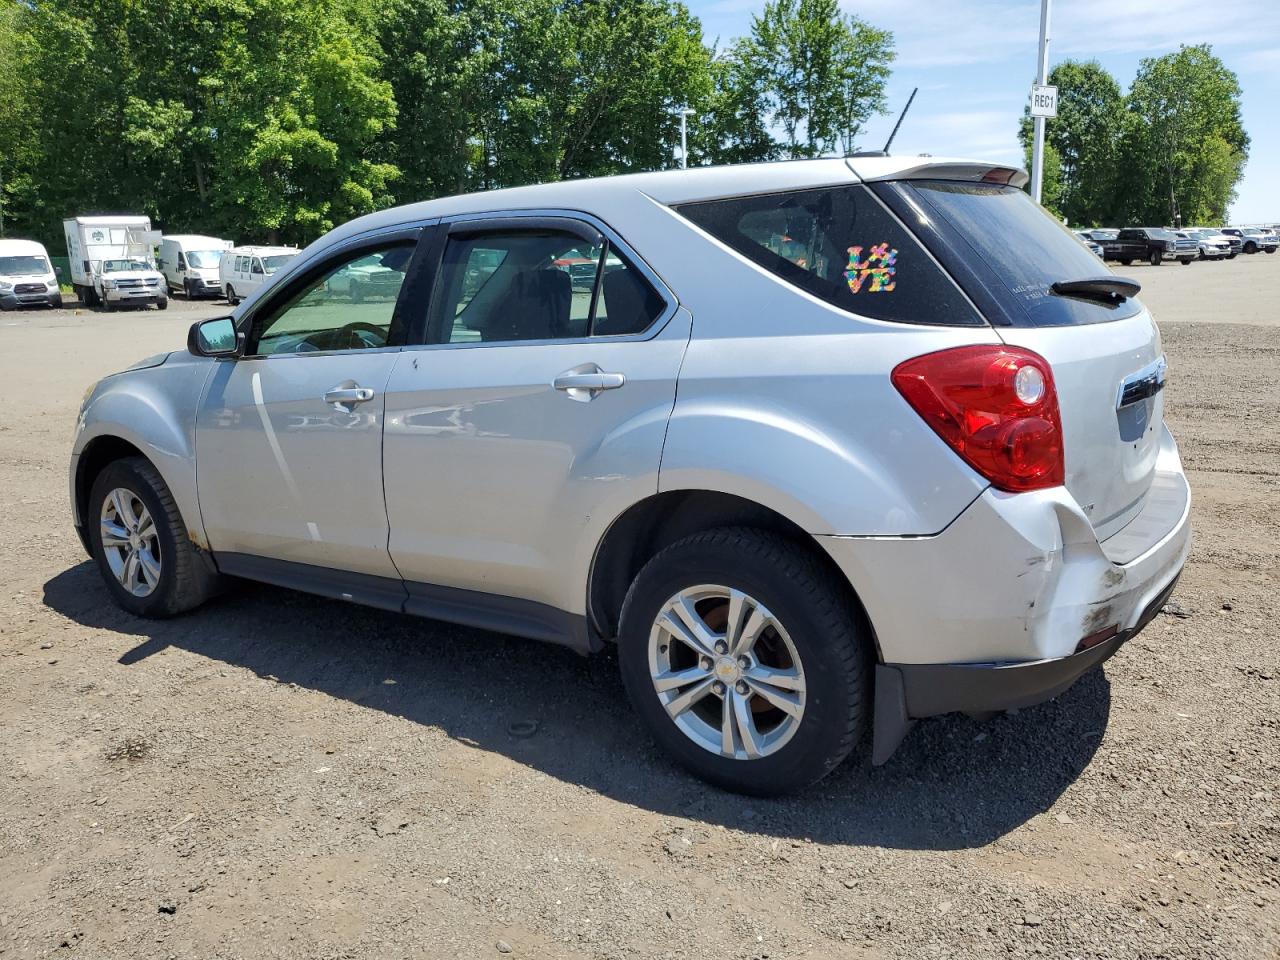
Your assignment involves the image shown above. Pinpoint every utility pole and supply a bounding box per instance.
[678,108,696,169]
[1030,0,1052,204]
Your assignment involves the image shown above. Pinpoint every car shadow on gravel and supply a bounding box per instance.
[45,561,1109,851]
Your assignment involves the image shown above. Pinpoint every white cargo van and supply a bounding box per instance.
[218,245,297,304]
[63,216,164,307]
[157,235,233,298]
[0,238,62,310]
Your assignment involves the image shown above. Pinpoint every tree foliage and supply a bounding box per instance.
[1019,47,1248,227]
[706,0,893,160]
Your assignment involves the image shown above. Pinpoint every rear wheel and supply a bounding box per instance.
[617,527,869,796]
[1266,248,1276,255]
[87,457,219,618]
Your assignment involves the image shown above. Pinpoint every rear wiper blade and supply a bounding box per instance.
[1050,277,1141,304]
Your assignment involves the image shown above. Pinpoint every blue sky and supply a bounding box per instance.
[685,0,1280,224]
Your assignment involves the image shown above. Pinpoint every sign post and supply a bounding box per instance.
[1029,0,1053,205]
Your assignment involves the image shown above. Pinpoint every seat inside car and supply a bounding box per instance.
[481,267,572,341]
[598,266,662,336]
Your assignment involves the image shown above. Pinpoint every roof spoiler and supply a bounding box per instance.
[852,160,1030,190]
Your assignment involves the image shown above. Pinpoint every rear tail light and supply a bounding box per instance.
[891,345,1065,492]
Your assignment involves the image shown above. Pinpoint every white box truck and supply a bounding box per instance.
[63,215,165,308]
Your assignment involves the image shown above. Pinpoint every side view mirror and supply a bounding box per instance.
[188,316,242,358]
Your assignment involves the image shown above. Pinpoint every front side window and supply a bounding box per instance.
[675,185,982,327]
[251,258,264,275]
[427,228,664,344]
[248,242,415,356]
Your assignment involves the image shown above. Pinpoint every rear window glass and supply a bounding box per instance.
[675,185,983,327]
[908,181,1142,327]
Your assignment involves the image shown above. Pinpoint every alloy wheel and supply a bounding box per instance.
[99,487,162,597]
[648,584,806,760]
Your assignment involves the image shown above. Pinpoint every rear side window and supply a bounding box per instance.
[906,181,1142,327]
[675,185,983,327]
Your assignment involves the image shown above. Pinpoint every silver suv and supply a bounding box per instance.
[70,158,1190,795]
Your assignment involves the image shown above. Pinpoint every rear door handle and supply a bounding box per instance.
[553,369,625,401]
[324,385,375,407]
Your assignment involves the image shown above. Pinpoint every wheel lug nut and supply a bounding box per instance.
[735,681,749,695]
[712,681,726,695]
[737,656,750,669]
[699,656,713,671]
[714,641,728,654]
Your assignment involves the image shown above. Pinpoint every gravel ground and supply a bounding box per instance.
[0,256,1277,959]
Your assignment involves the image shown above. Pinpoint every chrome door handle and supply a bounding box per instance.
[324,386,375,407]
[553,371,626,393]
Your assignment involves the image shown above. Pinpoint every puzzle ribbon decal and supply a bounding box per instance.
[845,243,897,294]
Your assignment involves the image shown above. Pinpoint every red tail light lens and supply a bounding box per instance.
[891,345,1064,492]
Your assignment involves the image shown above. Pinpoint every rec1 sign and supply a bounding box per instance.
[1030,84,1058,118]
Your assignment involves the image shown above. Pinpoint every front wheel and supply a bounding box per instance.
[1149,249,1162,267]
[100,292,114,312]
[1180,258,1192,266]
[226,284,239,306]
[87,457,219,618]
[617,528,869,795]
[1119,258,1132,266]
[1245,242,1258,254]
[156,297,168,310]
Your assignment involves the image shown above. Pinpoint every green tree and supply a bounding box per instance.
[1125,44,1248,226]
[1018,60,1125,226]
[733,0,893,158]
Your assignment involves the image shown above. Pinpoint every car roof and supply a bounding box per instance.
[67,215,151,226]
[163,235,227,247]
[0,238,50,256]
[227,246,297,255]
[318,156,1027,249]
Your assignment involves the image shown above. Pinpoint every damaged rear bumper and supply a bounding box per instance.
[817,424,1191,763]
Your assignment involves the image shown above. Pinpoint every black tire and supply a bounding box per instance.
[1228,252,1238,259]
[87,457,219,618]
[0,300,12,312]
[1149,249,1161,267]
[157,297,168,310]
[101,291,114,312]
[1266,248,1276,255]
[81,284,99,307]
[1245,241,1257,254]
[1180,258,1192,266]
[226,284,239,306]
[617,527,870,796]
[51,295,64,308]
[1120,258,1132,266]
[183,278,194,299]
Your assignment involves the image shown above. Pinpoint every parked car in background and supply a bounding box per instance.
[0,238,62,310]
[219,246,298,304]
[1085,228,1118,245]
[1073,231,1104,257]
[95,257,167,311]
[1179,229,1231,260]
[157,235,232,298]
[1187,227,1241,258]
[63,215,159,307]
[1221,227,1278,254]
[1102,227,1195,266]
[323,250,409,302]
[70,157,1190,795]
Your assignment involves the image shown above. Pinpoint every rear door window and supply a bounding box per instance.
[904,181,1142,327]
[674,185,984,327]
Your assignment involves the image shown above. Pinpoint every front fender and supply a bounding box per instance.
[72,354,216,545]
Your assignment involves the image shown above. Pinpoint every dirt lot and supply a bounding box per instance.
[1,256,1277,959]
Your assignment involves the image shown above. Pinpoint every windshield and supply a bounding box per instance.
[907,180,1141,327]
[186,250,223,269]
[0,255,51,276]
[1147,228,1176,240]
[262,254,294,274]
[102,259,150,273]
